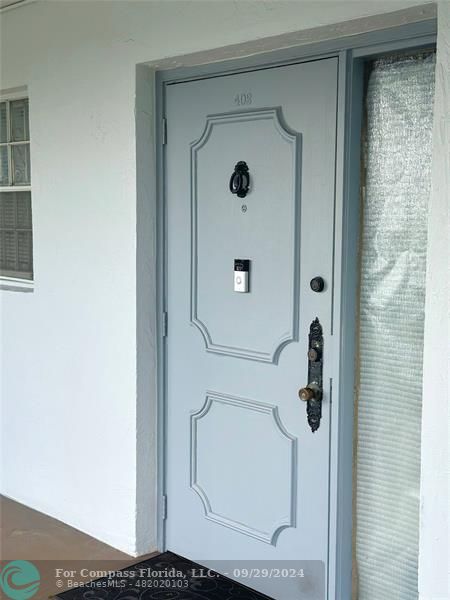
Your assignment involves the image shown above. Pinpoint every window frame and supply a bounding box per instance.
[0,89,33,287]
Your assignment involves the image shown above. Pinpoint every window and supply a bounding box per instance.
[354,53,435,600]
[0,97,33,280]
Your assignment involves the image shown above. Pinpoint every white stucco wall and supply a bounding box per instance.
[0,0,447,576]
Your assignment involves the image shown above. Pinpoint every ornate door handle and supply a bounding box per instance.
[299,318,323,432]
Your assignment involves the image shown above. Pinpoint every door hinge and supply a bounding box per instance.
[162,495,167,520]
[162,311,168,337]
[162,118,167,145]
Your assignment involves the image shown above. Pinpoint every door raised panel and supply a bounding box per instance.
[190,391,298,545]
[190,108,301,363]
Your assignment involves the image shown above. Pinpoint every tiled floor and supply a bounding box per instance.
[1,495,137,561]
[0,495,155,598]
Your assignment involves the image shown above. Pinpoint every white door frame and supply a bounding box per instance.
[152,18,437,599]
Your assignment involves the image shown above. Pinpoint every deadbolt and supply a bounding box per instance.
[310,277,325,293]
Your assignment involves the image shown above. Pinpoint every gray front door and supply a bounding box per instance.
[165,58,338,599]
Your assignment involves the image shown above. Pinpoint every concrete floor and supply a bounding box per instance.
[0,495,155,597]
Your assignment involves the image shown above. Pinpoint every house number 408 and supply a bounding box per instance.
[234,92,253,106]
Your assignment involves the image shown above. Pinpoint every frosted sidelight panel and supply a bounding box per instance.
[355,53,435,599]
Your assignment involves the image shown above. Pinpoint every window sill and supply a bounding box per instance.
[0,185,32,192]
[0,276,34,292]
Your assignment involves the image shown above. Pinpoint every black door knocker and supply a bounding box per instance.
[229,161,250,198]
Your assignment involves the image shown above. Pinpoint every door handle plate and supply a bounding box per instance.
[299,318,323,432]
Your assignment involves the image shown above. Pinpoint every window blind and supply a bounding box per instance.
[0,191,33,279]
[0,96,33,280]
